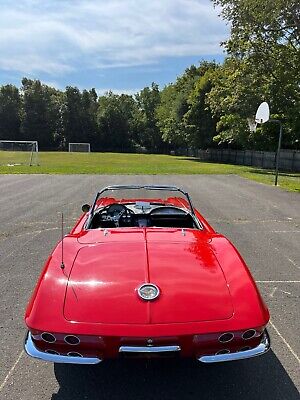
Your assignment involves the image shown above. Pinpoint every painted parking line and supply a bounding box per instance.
[257,281,300,363]
[257,281,300,284]
[14,227,61,238]
[287,258,299,268]
[269,321,300,364]
[0,350,24,392]
[273,247,300,270]
[273,231,300,233]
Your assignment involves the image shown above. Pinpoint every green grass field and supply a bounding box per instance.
[0,151,299,192]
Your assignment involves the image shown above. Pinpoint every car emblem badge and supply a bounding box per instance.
[137,283,160,301]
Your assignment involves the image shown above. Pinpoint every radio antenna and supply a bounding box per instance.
[60,212,65,269]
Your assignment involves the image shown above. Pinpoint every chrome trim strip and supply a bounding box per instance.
[119,345,181,353]
[198,329,270,363]
[24,331,102,365]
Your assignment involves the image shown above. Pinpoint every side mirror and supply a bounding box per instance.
[82,204,90,213]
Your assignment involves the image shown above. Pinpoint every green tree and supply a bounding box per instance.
[211,0,300,149]
[81,89,98,149]
[21,78,62,149]
[157,62,217,148]
[135,83,163,151]
[97,92,137,150]
[184,68,218,148]
[207,58,270,147]
[0,85,21,140]
[62,86,84,147]
[157,84,189,147]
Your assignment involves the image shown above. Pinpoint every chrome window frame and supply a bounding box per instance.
[85,185,202,230]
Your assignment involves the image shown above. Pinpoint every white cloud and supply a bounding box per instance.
[95,88,140,96]
[0,0,228,75]
[41,80,62,90]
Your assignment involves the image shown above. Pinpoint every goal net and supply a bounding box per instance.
[68,143,91,153]
[0,140,39,166]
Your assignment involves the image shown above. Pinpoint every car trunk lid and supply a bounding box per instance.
[64,230,233,324]
[146,237,233,323]
[64,241,149,324]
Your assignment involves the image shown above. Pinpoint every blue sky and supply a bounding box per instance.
[0,0,229,94]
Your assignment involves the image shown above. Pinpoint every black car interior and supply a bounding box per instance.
[88,203,197,229]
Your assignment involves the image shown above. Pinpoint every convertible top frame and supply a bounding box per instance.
[87,185,197,227]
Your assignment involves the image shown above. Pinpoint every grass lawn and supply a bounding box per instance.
[0,151,299,192]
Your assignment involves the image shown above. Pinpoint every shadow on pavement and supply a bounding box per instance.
[52,351,299,400]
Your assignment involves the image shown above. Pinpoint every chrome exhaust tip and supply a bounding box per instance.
[239,346,251,352]
[242,329,256,340]
[41,332,56,343]
[45,349,60,355]
[64,335,80,345]
[215,349,230,355]
[67,351,83,357]
[218,332,234,343]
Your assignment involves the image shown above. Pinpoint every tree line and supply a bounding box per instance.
[0,0,299,152]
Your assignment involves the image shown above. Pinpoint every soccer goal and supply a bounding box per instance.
[0,140,39,166]
[68,143,91,153]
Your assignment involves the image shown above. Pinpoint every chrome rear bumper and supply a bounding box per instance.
[24,331,102,364]
[24,329,270,364]
[198,329,270,363]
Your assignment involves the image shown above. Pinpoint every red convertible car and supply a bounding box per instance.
[24,185,270,364]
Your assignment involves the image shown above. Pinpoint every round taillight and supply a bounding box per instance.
[41,332,56,343]
[218,332,234,343]
[242,329,256,340]
[64,335,80,345]
[67,351,83,357]
[215,349,230,355]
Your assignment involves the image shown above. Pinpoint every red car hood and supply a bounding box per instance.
[64,236,233,324]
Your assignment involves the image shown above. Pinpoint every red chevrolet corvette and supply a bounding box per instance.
[24,185,270,364]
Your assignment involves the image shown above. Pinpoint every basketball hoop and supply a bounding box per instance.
[247,117,257,133]
[255,102,270,124]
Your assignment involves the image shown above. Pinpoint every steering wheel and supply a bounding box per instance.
[99,204,134,227]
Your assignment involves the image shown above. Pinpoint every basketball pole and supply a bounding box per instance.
[255,102,284,187]
[269,119,283,186]
[256,116,283,186]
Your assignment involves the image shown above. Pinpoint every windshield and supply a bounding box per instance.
[86,185,201,230]
[92,185,195,214]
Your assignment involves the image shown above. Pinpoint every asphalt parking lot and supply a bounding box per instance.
[0,174,299,399]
